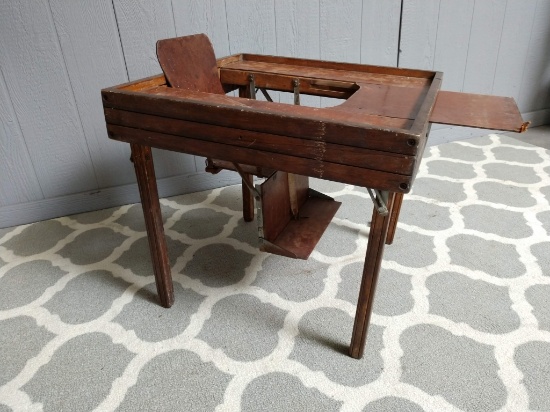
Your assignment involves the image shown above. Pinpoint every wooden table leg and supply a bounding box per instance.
[386,192,403,245]
[349,192,396,358]
[130,143,174,308]
[242,173,255,222]
[238,84,255,223]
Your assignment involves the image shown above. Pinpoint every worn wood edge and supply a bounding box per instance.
[237,53,436,79]
[104,108,416,175]
[106,124,413,193]
[220,61,430,89]
[410,72,443,137]
[219,69,356,98]
[101,74,166,93]
[130,144,174,307]
[349,193,395,359]
[145,85,413,132]
[216,53,244,67]
[431,91,530,133]
[102,88,419,155]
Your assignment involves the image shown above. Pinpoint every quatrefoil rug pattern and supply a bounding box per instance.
[1,134,549,412]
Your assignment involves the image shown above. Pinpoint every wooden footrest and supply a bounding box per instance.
[257,171,341,259]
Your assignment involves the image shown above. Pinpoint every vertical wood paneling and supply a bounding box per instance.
[462,0,506,94]
[112,0,175,80]
[50,0,135,188]
[0,71,43,206]
[399,0,440,70]
[492,0,538,108]
[275,0,319,59]
[112,0,196,178]
[319,0,362,107]
[225,0,277,54]
[432,0,474,92]
[320,0,362,63]
[361,0,401,66]
[0,0,98,198]
[275,0,320,107]
[518,0,550,112]
[171,0,230,57]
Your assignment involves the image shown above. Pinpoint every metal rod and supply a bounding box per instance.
[367,188,389,216]
[259,88,273,102]
[293,79,300,105]
[232,162,261,198]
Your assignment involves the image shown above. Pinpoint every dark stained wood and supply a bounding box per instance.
[157,34,224,94]
[102,36,527,360]
[335,83,428,120]
[288,174,309,218]
[242,173,255,222]
[115,74,166,91]
[410,72,443,136]
[102,87,418,155]
[431,91,530,132]
[260,171,292,242]
[259,171,341,260]
[146,85,415,132]
[104,109,416,175]
[263,196,341,260]
[221,58,433,87]
[386,192,404,245]
[349,193,396,359]
[220,69,358,99]
[107,124,414,193]
[130,144,174,308]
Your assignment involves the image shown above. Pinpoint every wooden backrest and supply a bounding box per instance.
[156,34,224,94]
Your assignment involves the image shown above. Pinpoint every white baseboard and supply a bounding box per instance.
[0,171,241,228]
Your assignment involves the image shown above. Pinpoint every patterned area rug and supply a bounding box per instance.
[1,134,549,412]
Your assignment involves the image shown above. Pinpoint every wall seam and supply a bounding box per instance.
[170,0,178,36]
[397,0,404,67]
[0,65,45,200]
[491,0,508,94]
[224,0,232,54]
[110,0,130,81]
[46,0,99,190]
[517,0,539,111]
[432,0,442,70]
[359,0,364,63]
[460,0,476,92]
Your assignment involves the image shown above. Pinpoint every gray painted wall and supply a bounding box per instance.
[1,0,549,227]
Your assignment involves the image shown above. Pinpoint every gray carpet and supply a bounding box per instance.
[1,134,549,412]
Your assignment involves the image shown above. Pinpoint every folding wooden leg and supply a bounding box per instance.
[242,173,255,222]
[386,192,404,245]
[349,192,395,359]
[130,143,174,308]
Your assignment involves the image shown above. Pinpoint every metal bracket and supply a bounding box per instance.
[248,74,256,99]
[293,79,300,105]
[367,188,389,216]
[232,162,261,198]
